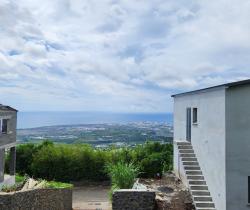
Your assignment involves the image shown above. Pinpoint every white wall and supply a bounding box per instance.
[0,175,15,189]
[173,87,226,210]
[173,141,188,187]
[226,84,250,210]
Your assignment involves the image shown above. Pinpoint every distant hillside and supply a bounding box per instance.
[17,122,173,147]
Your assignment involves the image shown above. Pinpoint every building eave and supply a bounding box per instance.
[0,105,18,112]
[171,79,250,97]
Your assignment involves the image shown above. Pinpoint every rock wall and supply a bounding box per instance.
[0,188,72,210]
[112,189,156,210]
[156,190,194,210]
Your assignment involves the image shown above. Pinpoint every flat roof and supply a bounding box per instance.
[171,79,250,97]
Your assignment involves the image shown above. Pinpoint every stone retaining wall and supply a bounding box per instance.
[112,189,156,210]
[0,188,72,210]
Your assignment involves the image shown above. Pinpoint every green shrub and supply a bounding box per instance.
[13,141,173,182]
[106,162,139,189]
[140,153,164,177]
[16,143,38,175]
[30,143,109,182]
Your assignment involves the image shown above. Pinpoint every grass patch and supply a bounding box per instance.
[1,175,72,192]
[15,174,73,189]
[45,181,73,189]
[15,174,26,183]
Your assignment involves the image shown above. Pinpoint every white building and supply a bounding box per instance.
[172,79,250,210]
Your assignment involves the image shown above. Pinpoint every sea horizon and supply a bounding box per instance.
[17,111,173,129]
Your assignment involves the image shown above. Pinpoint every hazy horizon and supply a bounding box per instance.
[17,111,173,129]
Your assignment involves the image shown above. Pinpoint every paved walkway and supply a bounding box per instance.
[73,185,112,210]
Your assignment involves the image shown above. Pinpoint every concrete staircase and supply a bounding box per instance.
[177,141,216,210]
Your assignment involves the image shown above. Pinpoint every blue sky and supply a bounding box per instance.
[0,0,250,112]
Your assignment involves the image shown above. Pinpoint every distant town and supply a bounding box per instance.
[17,122,173,148]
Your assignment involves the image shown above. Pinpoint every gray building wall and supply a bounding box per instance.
[0,150,4,182]
[0,109,17,184]
[0,110,17,147]
[173,142,189,186]
[173,87,226,210]
[226,84,250,210]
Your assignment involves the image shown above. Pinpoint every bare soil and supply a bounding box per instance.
[137,173,195,210]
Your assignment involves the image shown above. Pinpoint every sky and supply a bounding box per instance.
[1,0,250,112]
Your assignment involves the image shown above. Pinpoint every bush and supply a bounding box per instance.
[140,153,164,178]
[13,141,173,182]
[16,143,38,175]
[106,162,139,189]
[30,144,109,182]
[130,142,173,177]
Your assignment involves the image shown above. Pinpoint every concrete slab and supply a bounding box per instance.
[73,185,112,210]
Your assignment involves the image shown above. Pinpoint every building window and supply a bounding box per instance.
[193,108,198,124]
[1,119,8,134]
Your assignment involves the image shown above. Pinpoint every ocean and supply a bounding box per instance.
[17,112,173,129]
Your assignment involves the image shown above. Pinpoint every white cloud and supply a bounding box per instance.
[0,0,250,112]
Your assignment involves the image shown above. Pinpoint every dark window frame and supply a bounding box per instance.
[186,107,192,142]
[1,119,8,134]
[193,107,198,124]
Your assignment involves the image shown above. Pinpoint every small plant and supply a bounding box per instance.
[1,184,21,192]
[106,162,139,189]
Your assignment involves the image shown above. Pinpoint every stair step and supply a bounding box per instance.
[187,175,204,180]
[196,202,215,208]
[179,149,194,153]
[194,196,213,202]
[180,153,196,157]
[186,170,202,175]
[182,157,197,161]
[196,208,216,210]
[196,209,216,210]
[192,191,210,196]
[191,185,208,191]
[178,145,193,149]
[184,166,200,170]
[177,142,215,210]
[176,142,191,146]
[189,180,206,185]
[183,161,199,166]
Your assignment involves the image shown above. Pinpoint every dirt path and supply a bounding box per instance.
[73,185,112,210]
